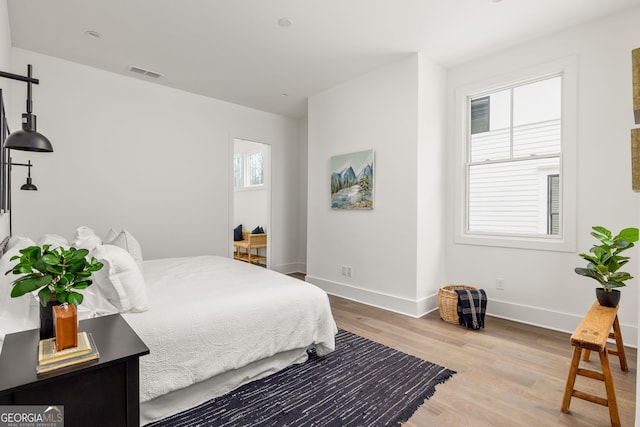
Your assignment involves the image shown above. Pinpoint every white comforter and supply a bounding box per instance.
[122,256,337,402]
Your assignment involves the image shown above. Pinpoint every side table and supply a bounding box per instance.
[0,313,149,427]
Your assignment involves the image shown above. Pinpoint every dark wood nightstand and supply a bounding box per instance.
[0,313,149,427]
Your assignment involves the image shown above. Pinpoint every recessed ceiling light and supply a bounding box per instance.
[85,30,103,39]
[280,93,289,97]
[277,18,293,28]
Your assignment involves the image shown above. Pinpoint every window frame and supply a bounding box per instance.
[453,57,577,252]
[234,148,267,191]
[245,150,265,188]
[233,154,242,189]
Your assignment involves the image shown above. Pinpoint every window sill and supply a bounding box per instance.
[234,185,267,193]
[455,232,575,252]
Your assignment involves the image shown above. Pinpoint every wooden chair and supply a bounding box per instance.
[561,301,628,427]
[233,231,267,267]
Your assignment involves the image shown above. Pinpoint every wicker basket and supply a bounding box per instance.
[438,284,479,324]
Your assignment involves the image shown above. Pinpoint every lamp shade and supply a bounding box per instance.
[5,129,53,152]
[20,177,37,191]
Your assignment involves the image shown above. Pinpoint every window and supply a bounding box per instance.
[233,155,242,188]
[454,57,577,251]
[247,151,264,187]
[234,150,265,189]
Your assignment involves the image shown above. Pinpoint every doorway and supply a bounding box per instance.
[231,138,271,268]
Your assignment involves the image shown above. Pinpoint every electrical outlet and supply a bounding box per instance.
[341,265,352,277]
[496,277,505,290]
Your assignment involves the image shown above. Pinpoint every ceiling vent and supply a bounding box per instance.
[129,65,162,79]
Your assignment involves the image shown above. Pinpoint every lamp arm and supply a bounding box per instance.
[6,161,33,168]
[0,70,39,85]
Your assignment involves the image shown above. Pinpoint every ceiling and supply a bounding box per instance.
[6,0,639,118]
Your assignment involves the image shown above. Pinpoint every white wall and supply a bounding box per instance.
[416,54,447,308]
[5,48,302,270]
[0,0,9,68]
[297,117,308,273]
[307,54,446,316]
[0,0,12,238]
[446,7,640,344]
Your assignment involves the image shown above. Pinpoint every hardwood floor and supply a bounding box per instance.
[327,294,637,426]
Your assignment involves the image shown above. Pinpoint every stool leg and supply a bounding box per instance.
[599,349,621,427]
[612,315,628,371]
[582,349,591,362]
[562,346,582,413]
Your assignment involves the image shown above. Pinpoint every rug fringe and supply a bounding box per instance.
[392,368,457,426]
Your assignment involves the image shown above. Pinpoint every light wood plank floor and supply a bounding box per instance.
[327,294,637,426]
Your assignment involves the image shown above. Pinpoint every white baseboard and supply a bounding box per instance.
[488,298,638,348]
[306,276,639,348]
[306,275,435,318]
[273,262,306,275]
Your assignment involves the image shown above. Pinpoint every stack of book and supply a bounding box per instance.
[36,332,99,375]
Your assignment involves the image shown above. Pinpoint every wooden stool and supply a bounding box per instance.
[561,301,628,427]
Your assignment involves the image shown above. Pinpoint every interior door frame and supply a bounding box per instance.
[228,136,272,269]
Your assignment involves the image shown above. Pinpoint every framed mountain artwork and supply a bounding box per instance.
[330,149,374,209]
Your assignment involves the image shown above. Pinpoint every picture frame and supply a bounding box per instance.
[330,149,374,209]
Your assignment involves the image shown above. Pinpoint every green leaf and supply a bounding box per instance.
[68,249,89,262]
[38,287,52,306]
[610,271,633,281]
[15,264,33,274]
[68,292,83,306]
[32,257,50,275]
[74,279,92,288]
[618,227,639,243]
[604,281,626,289]
[46,265,63,275]
[578,253,598,264]
[575,267,605,285]
[59,273,70,286]
[592,226,612,239]
[41,254,59,265]
[10,275,52,297]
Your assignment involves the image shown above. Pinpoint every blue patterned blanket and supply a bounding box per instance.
[455,289,487,330]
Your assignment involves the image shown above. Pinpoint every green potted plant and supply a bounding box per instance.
[5,244,104,338]
[575,226,639,307]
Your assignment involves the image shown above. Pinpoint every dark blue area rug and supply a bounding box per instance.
[146,329,455,427]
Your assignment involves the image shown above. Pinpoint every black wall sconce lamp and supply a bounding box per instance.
[10,159,38,191]
[0,64,53,235]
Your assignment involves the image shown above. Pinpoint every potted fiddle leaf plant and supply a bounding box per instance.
[5,244,104,338]
[575,226,639,307]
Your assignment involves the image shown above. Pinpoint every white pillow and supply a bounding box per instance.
[108,230,143,273]
[0,237,39,347]
[36,234,69,248]
[92,244,148,313]
[6,235,35,252]
[104,228,119,243]
[72,226,102,251]
[76,284,119,320]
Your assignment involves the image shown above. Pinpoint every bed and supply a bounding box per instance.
[0,232,337,425]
